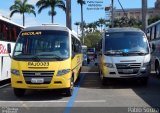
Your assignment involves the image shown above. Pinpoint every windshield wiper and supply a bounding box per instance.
[127,51,148,55]
[105,50,123,55]
[32,55,41,61]
[36,53,63,61]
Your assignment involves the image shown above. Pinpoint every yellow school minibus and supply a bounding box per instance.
[7,24,83,97]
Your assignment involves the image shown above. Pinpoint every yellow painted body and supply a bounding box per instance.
[11,54,82,89]
[99,55,109,78]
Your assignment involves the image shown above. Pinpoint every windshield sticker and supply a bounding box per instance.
[123,49,129,53]
[22,32,42,36]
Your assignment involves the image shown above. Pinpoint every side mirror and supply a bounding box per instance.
[7,43,11,53]
[7,43,11,58]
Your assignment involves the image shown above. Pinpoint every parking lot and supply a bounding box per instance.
[0,65,160,113]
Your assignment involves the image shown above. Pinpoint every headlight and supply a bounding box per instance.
[141,62,150,72]
[104,63,114,68]
[57,69,70,76]
[143,62,150,67]
[11,69,20,76]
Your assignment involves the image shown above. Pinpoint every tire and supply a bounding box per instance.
[13,88,25,97]
[66,76,74,96]
[155,63,160,77]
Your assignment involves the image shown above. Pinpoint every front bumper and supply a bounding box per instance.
[103,66,151,79]
[11,72,72,89]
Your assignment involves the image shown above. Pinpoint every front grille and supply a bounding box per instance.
[22,71,54,84]
[116,63,141,74]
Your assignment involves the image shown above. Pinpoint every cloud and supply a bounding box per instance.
[25,16,40,27]
[28,0,39,5]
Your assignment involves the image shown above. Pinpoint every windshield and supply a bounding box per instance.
[13,30,69,61]
[104,32,149,55]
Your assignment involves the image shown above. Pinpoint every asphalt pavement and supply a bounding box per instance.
[0,65,160,113]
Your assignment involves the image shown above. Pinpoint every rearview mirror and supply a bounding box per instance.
[7,43,11,58]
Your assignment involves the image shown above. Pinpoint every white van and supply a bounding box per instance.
[98,28,151,85]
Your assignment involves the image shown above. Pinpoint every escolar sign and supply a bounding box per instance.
[21,31,42,36]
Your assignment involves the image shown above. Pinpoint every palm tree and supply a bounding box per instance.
[10,0,36,26]
[36,0,66,23]
[77,0,85,44]
[97,18,106,32]
[74,22,80,35]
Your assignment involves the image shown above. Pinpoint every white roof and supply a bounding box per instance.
[0,14,24,28]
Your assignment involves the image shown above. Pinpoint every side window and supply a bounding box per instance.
[156,24,160,39]
[147,28,151,40]
[71,35,81,55]
[151,27,155,40]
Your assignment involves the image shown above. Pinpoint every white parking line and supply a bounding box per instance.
[0,83,10,89]
[75,100,106,103]
[0,100,106,103]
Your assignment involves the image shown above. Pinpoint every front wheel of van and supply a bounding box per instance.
[66,77,74,97]
[13,88,25,97]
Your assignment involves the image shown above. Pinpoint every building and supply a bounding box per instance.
[111,0,160,20]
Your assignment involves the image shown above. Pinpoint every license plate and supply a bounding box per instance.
[123,69,133,73]
[31,78,44,83]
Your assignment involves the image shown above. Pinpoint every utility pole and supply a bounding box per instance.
[142,0,148,33]
[111,0,114,27]
[66,0,72,30]
[81,4,84,44]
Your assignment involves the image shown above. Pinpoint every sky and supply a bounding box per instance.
[0,0,156,32]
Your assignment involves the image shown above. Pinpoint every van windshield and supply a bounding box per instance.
[13,30,69,61]
[104,32,149,55]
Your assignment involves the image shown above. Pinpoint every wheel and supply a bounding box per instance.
[155,63,160,77]
[13,88,25,97]
[66,76,74,96]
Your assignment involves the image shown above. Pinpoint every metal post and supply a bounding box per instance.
[111,0,114,28]
[142,0,148,33]
[81,4,84,44]
[66,0,72,30]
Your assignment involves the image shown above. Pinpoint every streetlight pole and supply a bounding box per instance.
[66,0,72,30]
[81,4,84,44]
[142,0,148,33]
[111,0,114,28]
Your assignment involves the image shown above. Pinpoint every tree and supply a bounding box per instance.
[97,18,106,32]
[113,17,142,28]
[36,0,66,23]
[83,31,101,48]
[86,22,97,33]
[74,22,80,35]
[77,0,85,44]
[148,16,160,25]
[10,0,36,26]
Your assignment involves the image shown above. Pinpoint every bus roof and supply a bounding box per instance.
[105,27,143,33]
[22,24,80,41]
[0,14,24,28]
